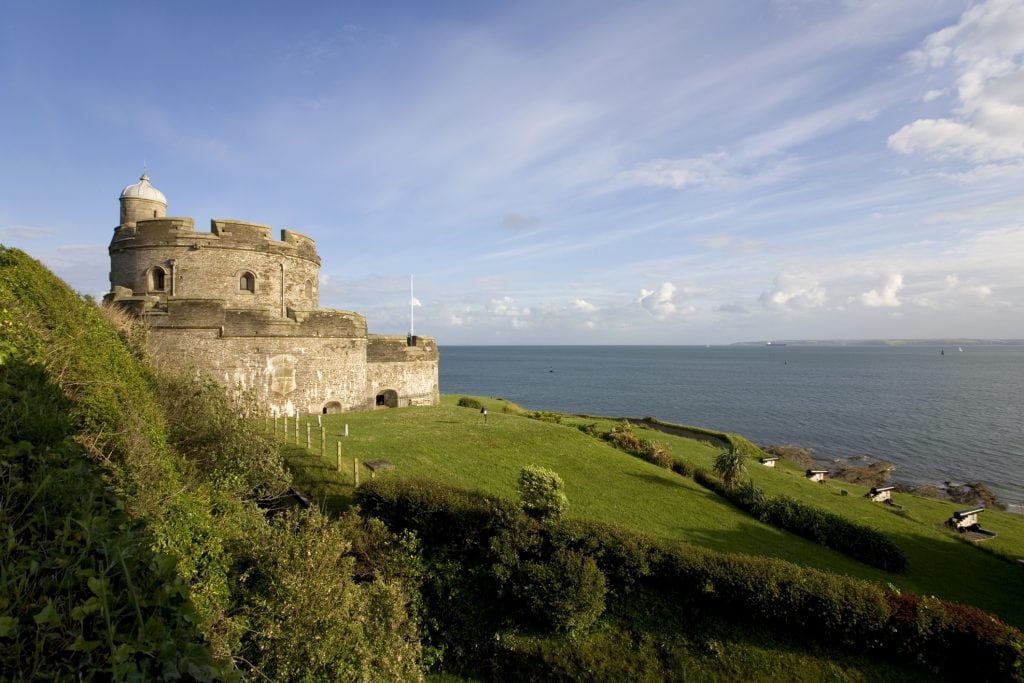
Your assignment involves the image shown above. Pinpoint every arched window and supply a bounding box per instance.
[239,272,255,292]
[150,267,166,291]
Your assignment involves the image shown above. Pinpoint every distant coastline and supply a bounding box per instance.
[731,338,1024,347]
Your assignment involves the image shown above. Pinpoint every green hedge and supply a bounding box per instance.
[356,477,1022,681]
[692,469,907,572]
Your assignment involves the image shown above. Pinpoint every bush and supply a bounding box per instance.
[232,507,423,682]
[153,372,291,501]
[670,459,693,476]
[606,422,671,469]
[713,447,747,490]
[518,465,569,520]
[355,476,1023,681]
[513,550,607,634]
[457,397,484,410]
[692,470,906,573]
[0,350,223,679]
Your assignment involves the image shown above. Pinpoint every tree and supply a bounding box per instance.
[714,445,747,491]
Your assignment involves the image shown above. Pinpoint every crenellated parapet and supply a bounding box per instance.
[112,218,320,264]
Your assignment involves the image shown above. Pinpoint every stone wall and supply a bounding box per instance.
[367,335,440,407]
[150,327,371,415]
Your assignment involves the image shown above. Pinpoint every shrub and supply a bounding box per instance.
[355,476,1023,681]
[153,372,291,501]
[457,397,484,410]
[670,459,693,476]
[0,349,223,679]
[232,507,423,681]
[714,447,747,490]
[691,469,906,572]
[606,422,671,468]
[518,465,569,520]
[513,549,607,634]
[528,411,563,424]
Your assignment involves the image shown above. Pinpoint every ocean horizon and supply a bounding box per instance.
[439,344,1024,511]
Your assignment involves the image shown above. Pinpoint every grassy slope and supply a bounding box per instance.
[282,397,1024,629]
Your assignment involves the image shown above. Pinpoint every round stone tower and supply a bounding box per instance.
[119,173,167,227]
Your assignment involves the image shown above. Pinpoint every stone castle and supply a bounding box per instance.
[105,173,438,415]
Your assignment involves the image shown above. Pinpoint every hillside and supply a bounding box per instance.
[284,399,1024,628]
[0,247,422,680]
[3,245,1022,681]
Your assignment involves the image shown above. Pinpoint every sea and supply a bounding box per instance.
[439,345,1024,511]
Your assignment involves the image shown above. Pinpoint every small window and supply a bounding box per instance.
[150,267,166,291]
[239,272,255,292]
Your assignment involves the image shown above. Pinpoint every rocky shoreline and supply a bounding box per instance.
[761,444,1012,512]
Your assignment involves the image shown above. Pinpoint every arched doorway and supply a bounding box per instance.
[322,401,343,414]
[375,389,398,408]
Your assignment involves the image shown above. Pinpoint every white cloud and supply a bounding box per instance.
[616,153,730,190]
[759,273,827,312]
[888,118,1022,162]
[890,0,1024,164]
[487,296,531,318]
[858,273,904,307]
[908,273,995,310]
[637,282,679,319]
[571,298,596,312]
[0,224,58,239]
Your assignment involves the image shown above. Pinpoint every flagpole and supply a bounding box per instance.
[409,274,414,338]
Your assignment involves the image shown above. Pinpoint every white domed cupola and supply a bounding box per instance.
[119,172,167,227]
[120,173,167,203]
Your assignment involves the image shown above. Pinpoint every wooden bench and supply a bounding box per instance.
[759,456,780,468]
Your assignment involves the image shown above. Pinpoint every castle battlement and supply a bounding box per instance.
[112,218,320,264]
[107,173,438,415]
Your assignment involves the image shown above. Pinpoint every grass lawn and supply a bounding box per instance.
[279,396,1024,628]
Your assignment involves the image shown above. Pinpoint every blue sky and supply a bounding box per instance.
[2,0,1022,344]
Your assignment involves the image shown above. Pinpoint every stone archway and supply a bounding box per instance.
[323,401,343,414]
[375,389,398,408]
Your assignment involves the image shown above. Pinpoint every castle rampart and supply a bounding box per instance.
[106,173,438,415]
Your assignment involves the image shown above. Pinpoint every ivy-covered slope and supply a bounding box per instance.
[0,247,424,681]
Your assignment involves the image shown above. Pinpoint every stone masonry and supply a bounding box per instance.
[106,174,438,415]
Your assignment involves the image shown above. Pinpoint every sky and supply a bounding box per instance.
[1,0,1022,345]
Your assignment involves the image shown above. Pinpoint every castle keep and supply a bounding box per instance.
[105,174,439,415]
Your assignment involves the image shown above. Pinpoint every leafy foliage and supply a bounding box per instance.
[605,421,672,469]
[692,469,907,572]
[0,346,223,679]
[456,396,485,410]
[154,372,291,501]
[713,446,747,491]
[518,465,569,520]
[0,247,426,679]
[357,476,1023,681]
[232,507,423,682]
